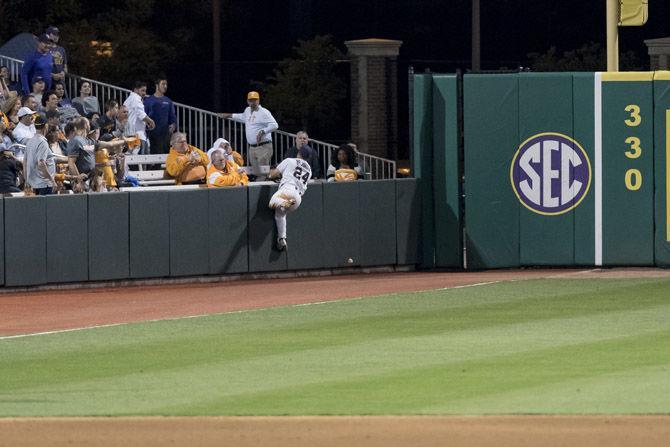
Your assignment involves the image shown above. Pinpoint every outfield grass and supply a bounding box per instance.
[1,278,669,416]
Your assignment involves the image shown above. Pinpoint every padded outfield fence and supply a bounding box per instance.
[0,179,420,287]
[412,71,670,269]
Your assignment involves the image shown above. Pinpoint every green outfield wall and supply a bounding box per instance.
[414,70,670,268]
[0,180,420,287]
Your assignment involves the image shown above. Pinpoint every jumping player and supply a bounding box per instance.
[267,146,312,251]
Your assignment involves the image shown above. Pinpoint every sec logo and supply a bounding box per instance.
[510,132,591,215]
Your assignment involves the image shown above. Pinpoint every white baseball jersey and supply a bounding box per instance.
[276,158,312,196]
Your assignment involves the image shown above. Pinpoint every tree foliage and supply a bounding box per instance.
[263,35,347,138]
[528,42,644,72]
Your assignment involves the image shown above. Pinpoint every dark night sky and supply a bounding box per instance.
[209,0,669,66]
[169,0,670,110]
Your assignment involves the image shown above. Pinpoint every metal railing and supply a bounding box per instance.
[1,54,396,179]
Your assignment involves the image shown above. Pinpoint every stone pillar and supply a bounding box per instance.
[644,37,670,70]
[345,38,402,159]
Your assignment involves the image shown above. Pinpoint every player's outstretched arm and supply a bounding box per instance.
[267,168,281,179]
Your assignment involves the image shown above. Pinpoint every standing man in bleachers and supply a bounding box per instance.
[123,81,155,155]
[218,91,278,181]
[45,26,67,85]
[21,34,53,95]
[144,74,176,155]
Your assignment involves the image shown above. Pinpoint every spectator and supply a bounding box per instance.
[1,94,20,131]
[284,130,322,179]
[59,121,75,155]
[218,91,277,180]
[165,132,209,184]
[0,66,15,100]
[123,81,155,155]
[0,113,13,150]
[21,34,53,95]
[45,125,69,184]
[100,99,119,129]
[46,120,65,156]
[326,144,362,182]
[66,117,129,187]
[53,81,72,108]
[24,115,61,195]
[0,144,22,193]
[72,81,100,117]
[41,90,60,116]
[21,94,39,113]
[31,76,46,106]
[207,138,244,167]
[144,74,176,155]
[207,149,248,187]
[115,104,130,137]
[45,26,67,83]
[13,107,37,144]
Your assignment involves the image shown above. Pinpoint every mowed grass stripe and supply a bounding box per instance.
[0,278,669,416]
[1,279,667,390]
[169,331,670,415]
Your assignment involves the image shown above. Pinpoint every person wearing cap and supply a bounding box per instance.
[207,138,244,167]
[45,26,67,83]
[20,34,54,95]
[31,76,46,106]
[0,142,23,194]
[13,107,37,144]
[24,115,63,195]
[218,91,278,180]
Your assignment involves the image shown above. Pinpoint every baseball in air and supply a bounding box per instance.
[347,258,354,264]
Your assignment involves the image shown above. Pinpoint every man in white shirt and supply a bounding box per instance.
[13,107,37,145]
[267,146,312,251]
[218,91,278,180]
[122,81,155,154]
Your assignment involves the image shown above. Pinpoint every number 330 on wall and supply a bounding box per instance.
[624,104,642,191]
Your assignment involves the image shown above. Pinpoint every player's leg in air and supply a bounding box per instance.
[269,190,300,250]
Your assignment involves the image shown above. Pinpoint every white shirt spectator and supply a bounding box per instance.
[123,91,148,141]
[232,106,278,145]
[12,122,36,145]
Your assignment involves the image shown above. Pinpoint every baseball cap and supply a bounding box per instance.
[31,75,45,84]
[34,115,48,128]
[247,91,260,100]
[37,33,52,44]
[46,26,60,36]
[17,107,36,118]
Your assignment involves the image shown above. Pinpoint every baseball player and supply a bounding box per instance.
[267,146,312,251]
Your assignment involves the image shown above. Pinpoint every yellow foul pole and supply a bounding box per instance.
[606,0,619,71]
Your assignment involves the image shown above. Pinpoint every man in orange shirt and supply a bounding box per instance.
[207,149,248,187]
[165,132,209,184]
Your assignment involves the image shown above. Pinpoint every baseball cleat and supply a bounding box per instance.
[276,238,287,251]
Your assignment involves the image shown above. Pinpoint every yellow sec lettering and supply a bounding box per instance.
[624,104,641,126]
[624,136,642,158]
[625,169,642,191]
